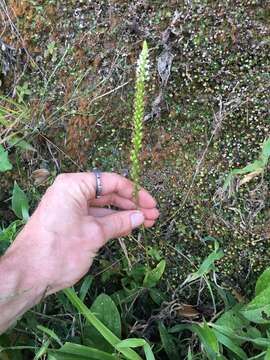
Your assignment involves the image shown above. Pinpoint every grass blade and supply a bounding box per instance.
[63,288,143,360]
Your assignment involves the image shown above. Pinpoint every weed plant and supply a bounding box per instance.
[130,41,149,204]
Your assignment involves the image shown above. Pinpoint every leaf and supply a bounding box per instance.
[187,347,193,360]
[63,288,143,360]
[149,288,166,305]
[196,250,224,276]
[32,168,50,185]
[215,304,249,345]
[158,322,179,360]
[177,304,199,319]
[211,324,269,347]
[255,267,270,296]
[262,137,270,164]
[37,325,62,346]
[0,144,12,172]
[213,330,247,360]
[223,160,264,191]
[8,136,36,152]
[182,247,223,286]
[0,220,21,242]
[143,260,166,288]
[147,247,162,261]
[116,339,146,349]
[84,294,121,353]
[239,170,262,186]
[233,160,264,175]
[191,323,219,359]
[48,342,117,360]
[201,322,219,354]
[111,287,140,306]
[241,286,270,324]
[34,339,50,360]
[128,264,146,283]
[265,346,270,360]
[169,324,192,334]
[79,275,93,302]
[223,137,270,191]
[143,342,155,360]
[11,182,29,220]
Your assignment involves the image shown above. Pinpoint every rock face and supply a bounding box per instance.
[0,0,269,304]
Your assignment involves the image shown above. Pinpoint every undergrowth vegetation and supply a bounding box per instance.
[0,0,270,359]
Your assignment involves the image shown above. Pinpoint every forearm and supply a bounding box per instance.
[0,242,46,334]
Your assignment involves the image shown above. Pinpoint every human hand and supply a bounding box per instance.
[4,172,159,295]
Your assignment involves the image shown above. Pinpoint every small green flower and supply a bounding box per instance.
[130,41,149,204]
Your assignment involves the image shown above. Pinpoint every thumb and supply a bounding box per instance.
[96,210,145,241]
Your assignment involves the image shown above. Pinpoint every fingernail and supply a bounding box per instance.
[130,211,144,228]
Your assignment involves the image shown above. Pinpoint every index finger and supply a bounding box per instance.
[90,172,157,209]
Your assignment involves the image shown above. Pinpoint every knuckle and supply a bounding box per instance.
[116,215,126,232]
[55,173,69,184]
[53,174,74,191]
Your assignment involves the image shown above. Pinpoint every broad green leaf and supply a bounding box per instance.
[211,324,269,347]
[187,347,193,360]
[241,286,270,324]
[191,323,219,359]
[63,288,143,360]
[0,144,12,172]
[255,268,270,296]
[116,339,146,349]
[213,330,247,359]
[90,295,121,336]
[84,294,121,353]
[201,322,219,354]
[158,322,179,360]
[11,182,29,221]
[48,342,116,360]
[143,260,166,288]
[215,305,249,345]
[143,342,155,360]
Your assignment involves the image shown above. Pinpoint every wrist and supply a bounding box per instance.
[0,247,47,299]
[0,236,47,334]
